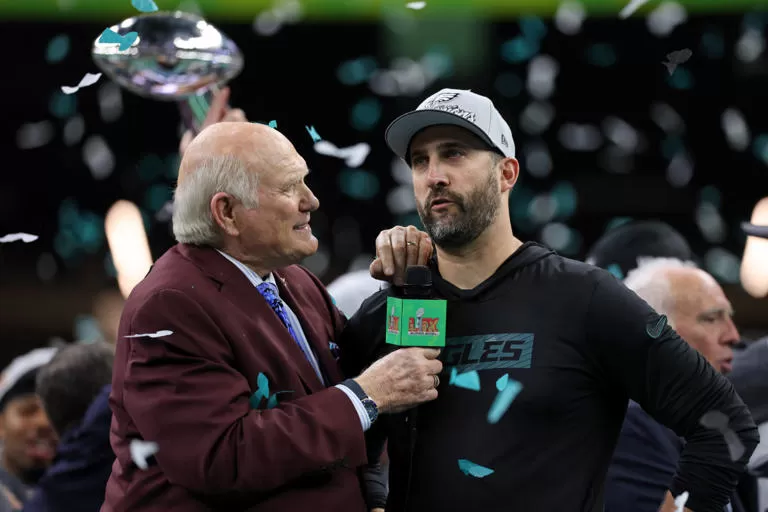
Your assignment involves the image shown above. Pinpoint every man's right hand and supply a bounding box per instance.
[354,347,442,414]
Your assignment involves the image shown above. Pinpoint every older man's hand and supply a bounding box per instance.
[370,225,432,286]
[178,87,248,156]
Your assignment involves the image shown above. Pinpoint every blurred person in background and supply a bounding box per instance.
[585,220,695,279]
[24,342,114,512]
[103,109,437,511]
[344,88,757,512]
[605,257,744,512]
[327,270,389,319]
[0,349,58,506]
[90,290,124,348]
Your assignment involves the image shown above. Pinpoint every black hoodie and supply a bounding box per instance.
[341,242,758,512]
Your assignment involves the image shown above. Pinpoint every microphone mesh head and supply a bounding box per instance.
[405,266,431,287]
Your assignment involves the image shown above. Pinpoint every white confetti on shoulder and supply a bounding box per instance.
[674,491,689,512]
[0,233,38,243]
[130,439,159,470]
[125,330,173,339]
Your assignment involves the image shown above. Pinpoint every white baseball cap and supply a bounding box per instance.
[385,88,516,162]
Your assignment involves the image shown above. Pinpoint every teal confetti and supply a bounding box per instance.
[49,91,78,119]
[586,43,617,67]
[457,459,494,478]
[551,181,578,220]
[305,125,322,143]
[98,28,139,52]
[268,120,277,129]
[605,217,632,232]
[519,15,547,41]
[699,185,722,209]
[350,97,382,132]
[606,263,624,280]
[495,374,509,392]
[132,0,159,12]
[500,37,539,64]
[487,378,522,424]
[250,372,270,409]
[422,47,454,78]
[144,184,173,214]
[336,56,377,86]
[46,35,70,63]
[646,315,667,339]
[667,68,694,90]
[267,390,293,409]
[700,30,724,59]
[752,134,768,165]
[449,368,481,391]
[338,169,380,200]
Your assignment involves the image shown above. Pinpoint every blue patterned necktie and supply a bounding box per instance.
[257,282,314,364]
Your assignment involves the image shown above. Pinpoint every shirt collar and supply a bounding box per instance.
[215,249,277,287]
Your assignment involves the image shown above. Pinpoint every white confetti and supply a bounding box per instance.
[619,0,651,19]
[406,1,426,8]
[82,135,115,180]
[16,121,54,150]
[63,115,85,147]
[61,72,102,94]
[313,141,371,168]
[130,439,159,470]
[555,0,586,35]
[662,48,692,75]
[721,108,750,151]
[0,233,39,243]
[647,2,687,37]
[98,82,124,123]
[674,491,689,512]
[125,330,173,339]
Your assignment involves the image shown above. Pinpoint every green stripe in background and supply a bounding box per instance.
[1,0,766,21]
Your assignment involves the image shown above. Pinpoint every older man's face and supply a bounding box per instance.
[235,144,320,268]
[669,269,739,373]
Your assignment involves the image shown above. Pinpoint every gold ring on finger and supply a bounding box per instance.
[433,375,440,388]
[407,241,417,247]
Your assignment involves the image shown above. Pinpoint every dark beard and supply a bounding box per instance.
[416,169,500,250]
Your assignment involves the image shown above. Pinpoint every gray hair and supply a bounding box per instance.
[172,154,260,247]
[623,257,698,323]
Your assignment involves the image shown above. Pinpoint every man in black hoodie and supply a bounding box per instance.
[342,88,759,512]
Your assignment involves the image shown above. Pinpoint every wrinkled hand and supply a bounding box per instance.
[370,225,433,286]
[178,86,248,156]
[355,347,442,414]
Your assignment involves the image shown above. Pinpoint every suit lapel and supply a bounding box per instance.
[274,271,345,385]
[179,244,325,393]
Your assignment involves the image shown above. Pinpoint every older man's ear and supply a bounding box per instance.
[178,86,248,156]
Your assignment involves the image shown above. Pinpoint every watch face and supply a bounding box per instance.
[363,399,378,422]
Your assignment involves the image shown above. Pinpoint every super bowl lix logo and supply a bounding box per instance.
[387,306,400,334]
[407,307,440,336]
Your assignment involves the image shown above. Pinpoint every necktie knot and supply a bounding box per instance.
[257,282,281,308]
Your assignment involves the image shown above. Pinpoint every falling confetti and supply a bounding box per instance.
[406,1,426,9]
[0,233,39,243]
[449,368,481,391]
[619,0,652,19]
[268,120,278,128]
[98,28,139,52]
[487,377,523,424]
[606,263,624,280]
[130,439,158,470]
[305,125,322,142]
[131,0,159,12]
[124,330,173,339]
[662,49,692,75]
[61,73,102,94]
[16,121,55,150]
[495,374,509,392]
[82,136,116,180]
[457,459,494,478]
[45,34,70,63]
[673,491,689,512]
[314,141,371,168]
[699,410,745,461]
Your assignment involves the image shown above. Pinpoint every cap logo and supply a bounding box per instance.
[426,91,461,104]
[426,103,477,123]
[501,134,508,147]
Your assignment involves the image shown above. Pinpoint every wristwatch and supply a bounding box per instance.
[341,379,379,424]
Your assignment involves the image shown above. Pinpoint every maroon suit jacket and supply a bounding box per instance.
[102,244,369,512]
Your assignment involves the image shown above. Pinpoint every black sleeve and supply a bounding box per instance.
[587,271,759,512]
[337,289,393,378]
[361,419,390,509]
[729,338,768,425]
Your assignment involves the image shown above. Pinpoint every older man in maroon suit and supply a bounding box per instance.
[102,114,442,512]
